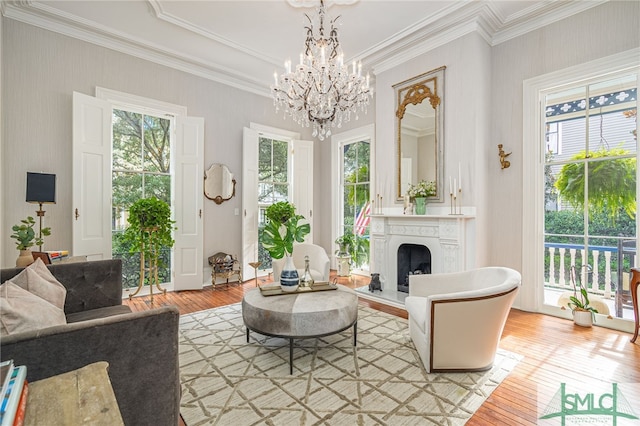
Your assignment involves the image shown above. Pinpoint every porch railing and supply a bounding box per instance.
[545,239,636,316]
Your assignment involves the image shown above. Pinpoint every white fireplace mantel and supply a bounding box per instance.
[369,214,475,292]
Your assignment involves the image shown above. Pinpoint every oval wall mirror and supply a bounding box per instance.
[394,66,445,202]
[204,163,236,204]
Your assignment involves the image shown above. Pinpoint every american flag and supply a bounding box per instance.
[354,201,371,236]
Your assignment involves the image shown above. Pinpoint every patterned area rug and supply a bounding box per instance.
[179,303,521,425]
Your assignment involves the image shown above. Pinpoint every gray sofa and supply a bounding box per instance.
[0,259,181,426]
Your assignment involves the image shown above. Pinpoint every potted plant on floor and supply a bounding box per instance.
[11,216,51,267]
[567,265,598,327]
[123,197,175,299]
[261,201,310,291]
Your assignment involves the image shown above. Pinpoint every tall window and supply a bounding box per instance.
[111,108,173,288]
[543,74,637,320]
[257,135,290,270]
[340,139,371,271]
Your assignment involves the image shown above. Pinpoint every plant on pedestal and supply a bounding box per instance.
[261,201,310,291]
[123,197,175,299]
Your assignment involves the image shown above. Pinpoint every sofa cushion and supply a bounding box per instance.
[0,282,66,336]
[7,258,66,309]
[66,305,133,323]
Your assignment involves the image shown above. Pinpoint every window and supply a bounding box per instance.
[332,125,375,274]
[257,135,290,270]
[543,74,637,322]
[111,108,173,288]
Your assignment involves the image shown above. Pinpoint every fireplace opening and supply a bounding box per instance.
[397,243,431,293]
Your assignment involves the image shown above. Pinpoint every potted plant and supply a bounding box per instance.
[123,197,175,298]
[11,216,51,267]
[407,180,436,215]
[567,266,598,327]
[261,201,310,291]
[335,234,354,276]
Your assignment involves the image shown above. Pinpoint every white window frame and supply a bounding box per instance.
[331,124,375,274]
[522,48,639,333]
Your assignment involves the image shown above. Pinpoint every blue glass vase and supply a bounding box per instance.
[280,255,299,292]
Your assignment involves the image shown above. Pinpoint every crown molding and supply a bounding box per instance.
[490,0,608,46]
[148,0,281,67]
[2,0,612,96]
[2,1,272,97]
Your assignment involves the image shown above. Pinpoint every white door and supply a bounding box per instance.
[173,116,205,290]
[72,92,112,260]
[293,139,314,242]
[241,127,260,276]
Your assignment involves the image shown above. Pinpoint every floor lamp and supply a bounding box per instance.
[26,172,56,252]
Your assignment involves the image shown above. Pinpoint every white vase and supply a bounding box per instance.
[573,310,593,327]
[280,254,299,292]
[16,249,34,267]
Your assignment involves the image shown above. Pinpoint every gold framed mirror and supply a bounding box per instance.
[394,66,445,202]
[204,163,236,204]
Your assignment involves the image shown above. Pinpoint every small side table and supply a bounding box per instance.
[630,268,640,344]
[25,362,123,425]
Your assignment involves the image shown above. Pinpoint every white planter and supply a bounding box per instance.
[573,310,593,327]
[279,255,299,292]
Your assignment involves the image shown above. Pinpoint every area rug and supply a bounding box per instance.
[179,303,521,425]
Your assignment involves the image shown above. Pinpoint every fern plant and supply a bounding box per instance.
[555,147,636,222]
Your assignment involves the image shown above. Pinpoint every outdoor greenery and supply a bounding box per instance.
[555,147,636,222]
[261,201,310,259]
[10,216,51,250]
[111,109,173,288]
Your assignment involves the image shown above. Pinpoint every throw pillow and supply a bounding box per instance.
[0,282,66,336]
[8,258,66,309]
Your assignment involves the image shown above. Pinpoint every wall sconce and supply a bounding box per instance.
[498,144,511,169]
[26,172,56,251]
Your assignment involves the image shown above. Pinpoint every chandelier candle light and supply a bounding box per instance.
[271,0,372,140]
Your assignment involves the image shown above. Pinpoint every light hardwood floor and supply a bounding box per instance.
[124,273,640,425]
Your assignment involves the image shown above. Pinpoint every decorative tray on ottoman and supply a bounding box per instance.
[259,282,337,296]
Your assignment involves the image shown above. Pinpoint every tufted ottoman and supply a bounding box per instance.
[242,284,358,374]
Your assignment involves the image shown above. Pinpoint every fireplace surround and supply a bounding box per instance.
[358,214,475,307]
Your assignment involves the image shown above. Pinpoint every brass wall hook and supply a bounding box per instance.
[498,144,511,169]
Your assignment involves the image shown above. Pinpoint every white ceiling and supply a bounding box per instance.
[1,0,606,96]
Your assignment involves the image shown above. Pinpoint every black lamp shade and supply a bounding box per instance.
[26,172,56,204]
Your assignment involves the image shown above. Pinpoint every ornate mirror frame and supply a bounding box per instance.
[204,163,236,205]
[394,66,445,202]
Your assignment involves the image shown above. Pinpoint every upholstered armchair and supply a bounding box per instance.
[272,243,330,283]
[404,267,521,373]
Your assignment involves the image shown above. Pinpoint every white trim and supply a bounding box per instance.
[3,1,607,95]
[522,48,640,324]
[249,122,300,142]
[330,124,375,270]
[95,87,187,116]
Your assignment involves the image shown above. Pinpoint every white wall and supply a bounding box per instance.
[375,32,492,266]
[488,1,640,307]
[0,19,321,268]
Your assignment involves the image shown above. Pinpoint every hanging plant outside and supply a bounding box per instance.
[555,147,636,222]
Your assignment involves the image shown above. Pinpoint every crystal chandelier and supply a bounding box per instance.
[271,0,372,140]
